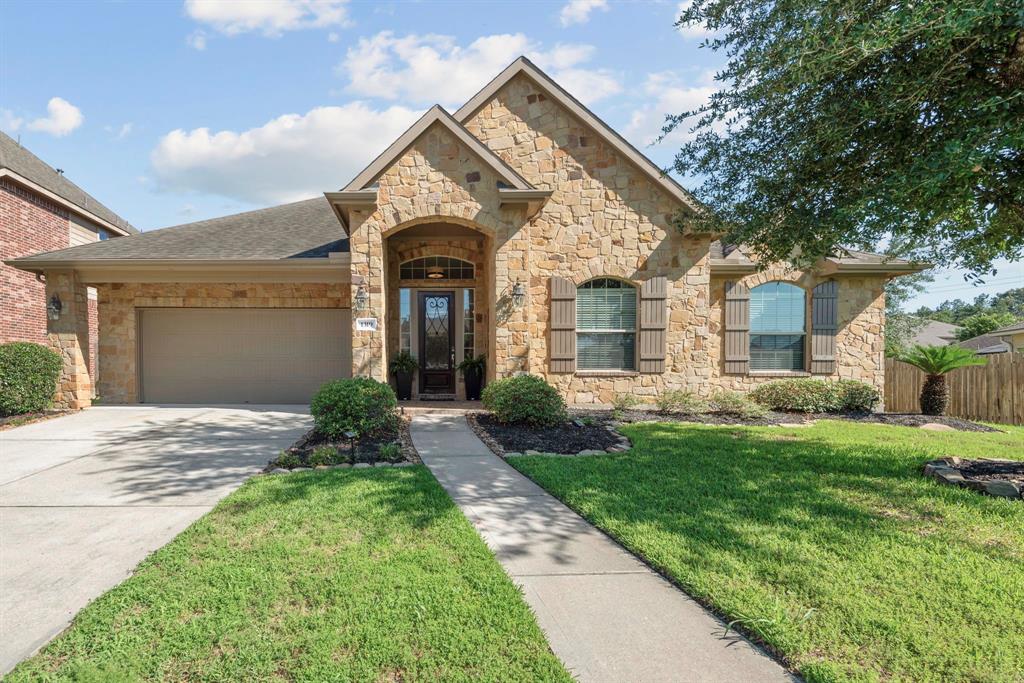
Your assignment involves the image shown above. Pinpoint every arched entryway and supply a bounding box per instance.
[383,221,493,400]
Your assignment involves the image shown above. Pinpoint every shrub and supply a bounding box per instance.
[0,342,62,416]
[710,390,768,418]
[481,375,567,426]
[377,442,402,462]
[311,377,398,439]
[611,393,641,416]
[307,446,339,467]
[274,451,301,469]
[749,379,880,413]
[656,389,710,415]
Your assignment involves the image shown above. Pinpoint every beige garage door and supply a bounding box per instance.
[140,308,351,404]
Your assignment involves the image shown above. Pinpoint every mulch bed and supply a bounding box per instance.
[469,412,624,455]
[0,410,73,431]
[924,457,1023,499]
[834,413,1000,432]
[266,417,420,471]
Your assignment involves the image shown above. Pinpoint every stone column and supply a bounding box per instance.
[43,269,92,409]
[349,210,386,381]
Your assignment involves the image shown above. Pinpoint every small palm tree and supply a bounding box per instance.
[899,345,987,416]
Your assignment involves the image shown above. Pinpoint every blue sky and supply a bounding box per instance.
[1,0,1019,310]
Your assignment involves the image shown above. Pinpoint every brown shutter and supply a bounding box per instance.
[723,281,750,375]
[811,280,838,374]
[639,277,667,373]
[550,277,576,373]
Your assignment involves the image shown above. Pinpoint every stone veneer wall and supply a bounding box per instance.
[97,282,349,403]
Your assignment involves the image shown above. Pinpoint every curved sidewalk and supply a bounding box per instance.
[410,413,794,683]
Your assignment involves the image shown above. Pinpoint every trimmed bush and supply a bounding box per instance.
[750,378,880,413]
[656,389,710,415]
[481,375,567,426]
[311,377,398,439]
[710,390,768,418]
[0,342,62,416]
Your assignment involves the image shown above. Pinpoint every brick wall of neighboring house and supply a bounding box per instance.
[0,178,100,382]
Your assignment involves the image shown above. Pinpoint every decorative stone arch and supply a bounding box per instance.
[383,214,500,240]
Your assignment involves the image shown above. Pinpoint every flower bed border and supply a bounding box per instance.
[923,457,1022,499]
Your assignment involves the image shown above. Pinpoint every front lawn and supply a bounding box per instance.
[509,421,1024,682]
[9,467,570,682]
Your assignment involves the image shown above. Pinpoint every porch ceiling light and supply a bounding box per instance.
[354,284,369,311]
[511,279,526,309]
[426,266,445,279]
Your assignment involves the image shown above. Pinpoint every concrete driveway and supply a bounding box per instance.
[0,405,311,674]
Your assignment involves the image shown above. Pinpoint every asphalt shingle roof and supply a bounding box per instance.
[0,131,136,234]
[14,197,348,262]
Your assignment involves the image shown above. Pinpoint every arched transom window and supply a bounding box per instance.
[750,282,806,370]
[577,278,637,371]
[399,256,474,281]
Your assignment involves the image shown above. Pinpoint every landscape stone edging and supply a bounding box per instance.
[465,412,632,458]
[923,457,1022,500]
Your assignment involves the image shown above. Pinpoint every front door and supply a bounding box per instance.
[418,292,455,394]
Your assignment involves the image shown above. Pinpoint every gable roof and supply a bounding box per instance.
[910,319,962,346]
[9,197,346,268]
[0,131,136,235]
[957,333,1012,354]
[342,105,533,192]
[990,320,1024,337]
[454,56,700,214]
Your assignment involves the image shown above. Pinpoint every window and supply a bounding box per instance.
[577,278,636,371]
[463,289,475,360]
[400,256,474,281]
[399,289,412,353]
[749,282,805,370]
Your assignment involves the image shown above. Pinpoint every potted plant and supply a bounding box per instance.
[389,350,417,400]
[458,354,486,400]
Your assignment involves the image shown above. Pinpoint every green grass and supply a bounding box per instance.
[9,467,570,683]
[509,421,1024,683]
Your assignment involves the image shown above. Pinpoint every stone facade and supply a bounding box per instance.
[96,282,349,403]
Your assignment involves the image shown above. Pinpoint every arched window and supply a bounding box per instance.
[577,278,637,371]
[399,256,474,281]
[749,282,806,370]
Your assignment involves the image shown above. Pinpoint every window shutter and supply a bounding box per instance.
[639,277,667,373]
[550,277,576,373]
[811,280,838,374]
[724,281,750,374]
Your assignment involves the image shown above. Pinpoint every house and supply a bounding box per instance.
[957,333,1013,355]
[909,319,961,347]
[5,58,924,408]
[988,320,1024,352]
[1,131,135,389]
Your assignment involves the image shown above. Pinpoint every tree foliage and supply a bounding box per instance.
[914,287,1024,323]
[670,0,1024,276]
[955,311,1019,340]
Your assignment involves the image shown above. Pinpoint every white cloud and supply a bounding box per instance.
[150,102,420,204]
[24,97,83,137]
[559,0,609,26]
[327,31,339,43]
[1,110,23,134]
[106,122,133,139]
[675,0,714,39]
[339,32,621,107]
[624,71,718,147]
[186,30,208,50]
[184,0,350,37]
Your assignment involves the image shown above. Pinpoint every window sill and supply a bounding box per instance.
[574,370,640,377]
[748,370,811,378]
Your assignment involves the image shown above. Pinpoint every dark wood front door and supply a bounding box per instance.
[418,292,455,394]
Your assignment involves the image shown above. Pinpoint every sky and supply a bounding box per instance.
[1,0,1019,311]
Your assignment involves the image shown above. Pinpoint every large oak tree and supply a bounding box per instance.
[669,0,1024,276]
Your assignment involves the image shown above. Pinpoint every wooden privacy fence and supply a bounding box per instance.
[885,353,1024,425]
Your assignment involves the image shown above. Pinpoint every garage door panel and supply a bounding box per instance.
[140,309,351,404]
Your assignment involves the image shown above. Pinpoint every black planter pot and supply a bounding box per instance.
[463,367,484,401]
[394,371,413,400]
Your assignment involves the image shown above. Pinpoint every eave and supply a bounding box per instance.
[0,168,134,237]
[709,259,931,277]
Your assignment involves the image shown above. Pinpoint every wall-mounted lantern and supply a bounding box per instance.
[47,294,63,320]
[354,284,369,311]
[511,279,526,309]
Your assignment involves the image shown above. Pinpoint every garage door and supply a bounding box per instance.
[140,308,351,404]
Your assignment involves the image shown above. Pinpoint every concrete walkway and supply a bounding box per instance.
[0,405,311,674]
[411,414,793,683]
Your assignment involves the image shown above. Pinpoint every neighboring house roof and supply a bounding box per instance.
[10,197,347,269]
[454,56,701,214]
[708,240,927,276]
[910,320,962,347]
[990,320,1024,337]
[0,131,136,235]
[957,333,1012,355]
